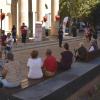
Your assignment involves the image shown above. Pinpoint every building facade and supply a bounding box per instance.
[0,0,59,38]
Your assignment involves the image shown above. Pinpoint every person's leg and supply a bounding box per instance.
[1,79,19,88]
[22,35,24,43]
[13,36,16,43]
[44,70,55,77]
[0,77,3,88]
[23,35,26,43]
[59,37,62,47]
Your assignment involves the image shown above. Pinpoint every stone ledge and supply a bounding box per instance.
[13,58,100,100]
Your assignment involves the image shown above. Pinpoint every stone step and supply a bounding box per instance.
[13,36,83,52]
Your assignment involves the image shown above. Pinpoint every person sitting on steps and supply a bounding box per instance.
[43,49,57,77]
[75,42,88,61]
[0,53,22,88]
[58,42,73,70]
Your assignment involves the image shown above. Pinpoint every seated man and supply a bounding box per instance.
[43,49,57,77]
[75,42,88,61]
[0,53,22,88]
[58,43,73,70]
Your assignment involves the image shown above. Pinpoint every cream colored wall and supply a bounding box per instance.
[0,0,59,36]
[0,0,11,33]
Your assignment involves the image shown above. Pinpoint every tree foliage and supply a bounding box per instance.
[88,2,100,25]
[60,0,100,20]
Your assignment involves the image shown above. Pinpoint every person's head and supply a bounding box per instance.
[7,53,14,61]
[90,39,96,46]
[0,51,2,58]
[13,25,15,28]
[79,42,84,47]
[7,33,11,37]
[31,50,38,59]
[22,23,25,26]
[46,49,52,56]
[63,42,69,50]
[1,30,5,35]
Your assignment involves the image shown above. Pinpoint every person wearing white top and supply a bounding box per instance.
[27,50,43,79]
[89,46,94,52]
[6,33,14,52]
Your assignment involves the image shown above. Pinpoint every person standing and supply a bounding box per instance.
[20,23,28,43]
[12,25,16,43]
[1,30,7,58]
[58,25,63,47]
[71,21,77,37]
[5,33,14,57]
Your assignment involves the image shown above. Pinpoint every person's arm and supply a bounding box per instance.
[27,59,30,75]
[42,58,46,71]
[2,66,8,78]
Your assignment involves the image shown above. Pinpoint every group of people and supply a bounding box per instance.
[12,23,28,44]
[0,37,99,88]
[0,42,73,88]
[0,31,14,59]
[75,39,98,61]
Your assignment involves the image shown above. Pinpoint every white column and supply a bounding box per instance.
[32,0,36,37]
[18,0,29,27]
[36,0,45,21]
[51,0,59,35]
[17,0,29,37]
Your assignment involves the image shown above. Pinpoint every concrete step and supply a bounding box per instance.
[13,36,83,52]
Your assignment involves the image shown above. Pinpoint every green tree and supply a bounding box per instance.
[88,2,100,26]
[60,0,99,20]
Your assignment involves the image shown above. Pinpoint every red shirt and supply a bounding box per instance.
[1,35,7,46]
[43,55,57,72]
[20,25,27,35]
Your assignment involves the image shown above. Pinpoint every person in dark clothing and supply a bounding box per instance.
[1,30,7,58]
[58,42,73,70]
[12,25,16,43]
[75,42,88,61]
[58,25,63,47]
[20,23,28,43]
[71,20,77,37]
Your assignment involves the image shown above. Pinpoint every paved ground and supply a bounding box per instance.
[7,35,99,80]
[0,35,100,100]
[1,35,100,79]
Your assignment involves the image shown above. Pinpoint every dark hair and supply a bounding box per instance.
[0,51,2,58]
[1,30,5,34]
[46,49,52,55]
[7,33,11,36]
[31,50,38,58]
[63,42,69,50]
[7,53,14,61]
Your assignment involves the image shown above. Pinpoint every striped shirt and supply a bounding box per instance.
[4,61,21,84]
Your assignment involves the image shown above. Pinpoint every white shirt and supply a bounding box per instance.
[27,58,43,79]
[6,37,14,48]
[89,46,94,52]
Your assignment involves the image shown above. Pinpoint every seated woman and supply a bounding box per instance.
[43,49,57,77]
[27,50,43,79]
[0,53,21,88]
[58,42,73,70]
[75,42,88,61]
[89,39,98,52]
